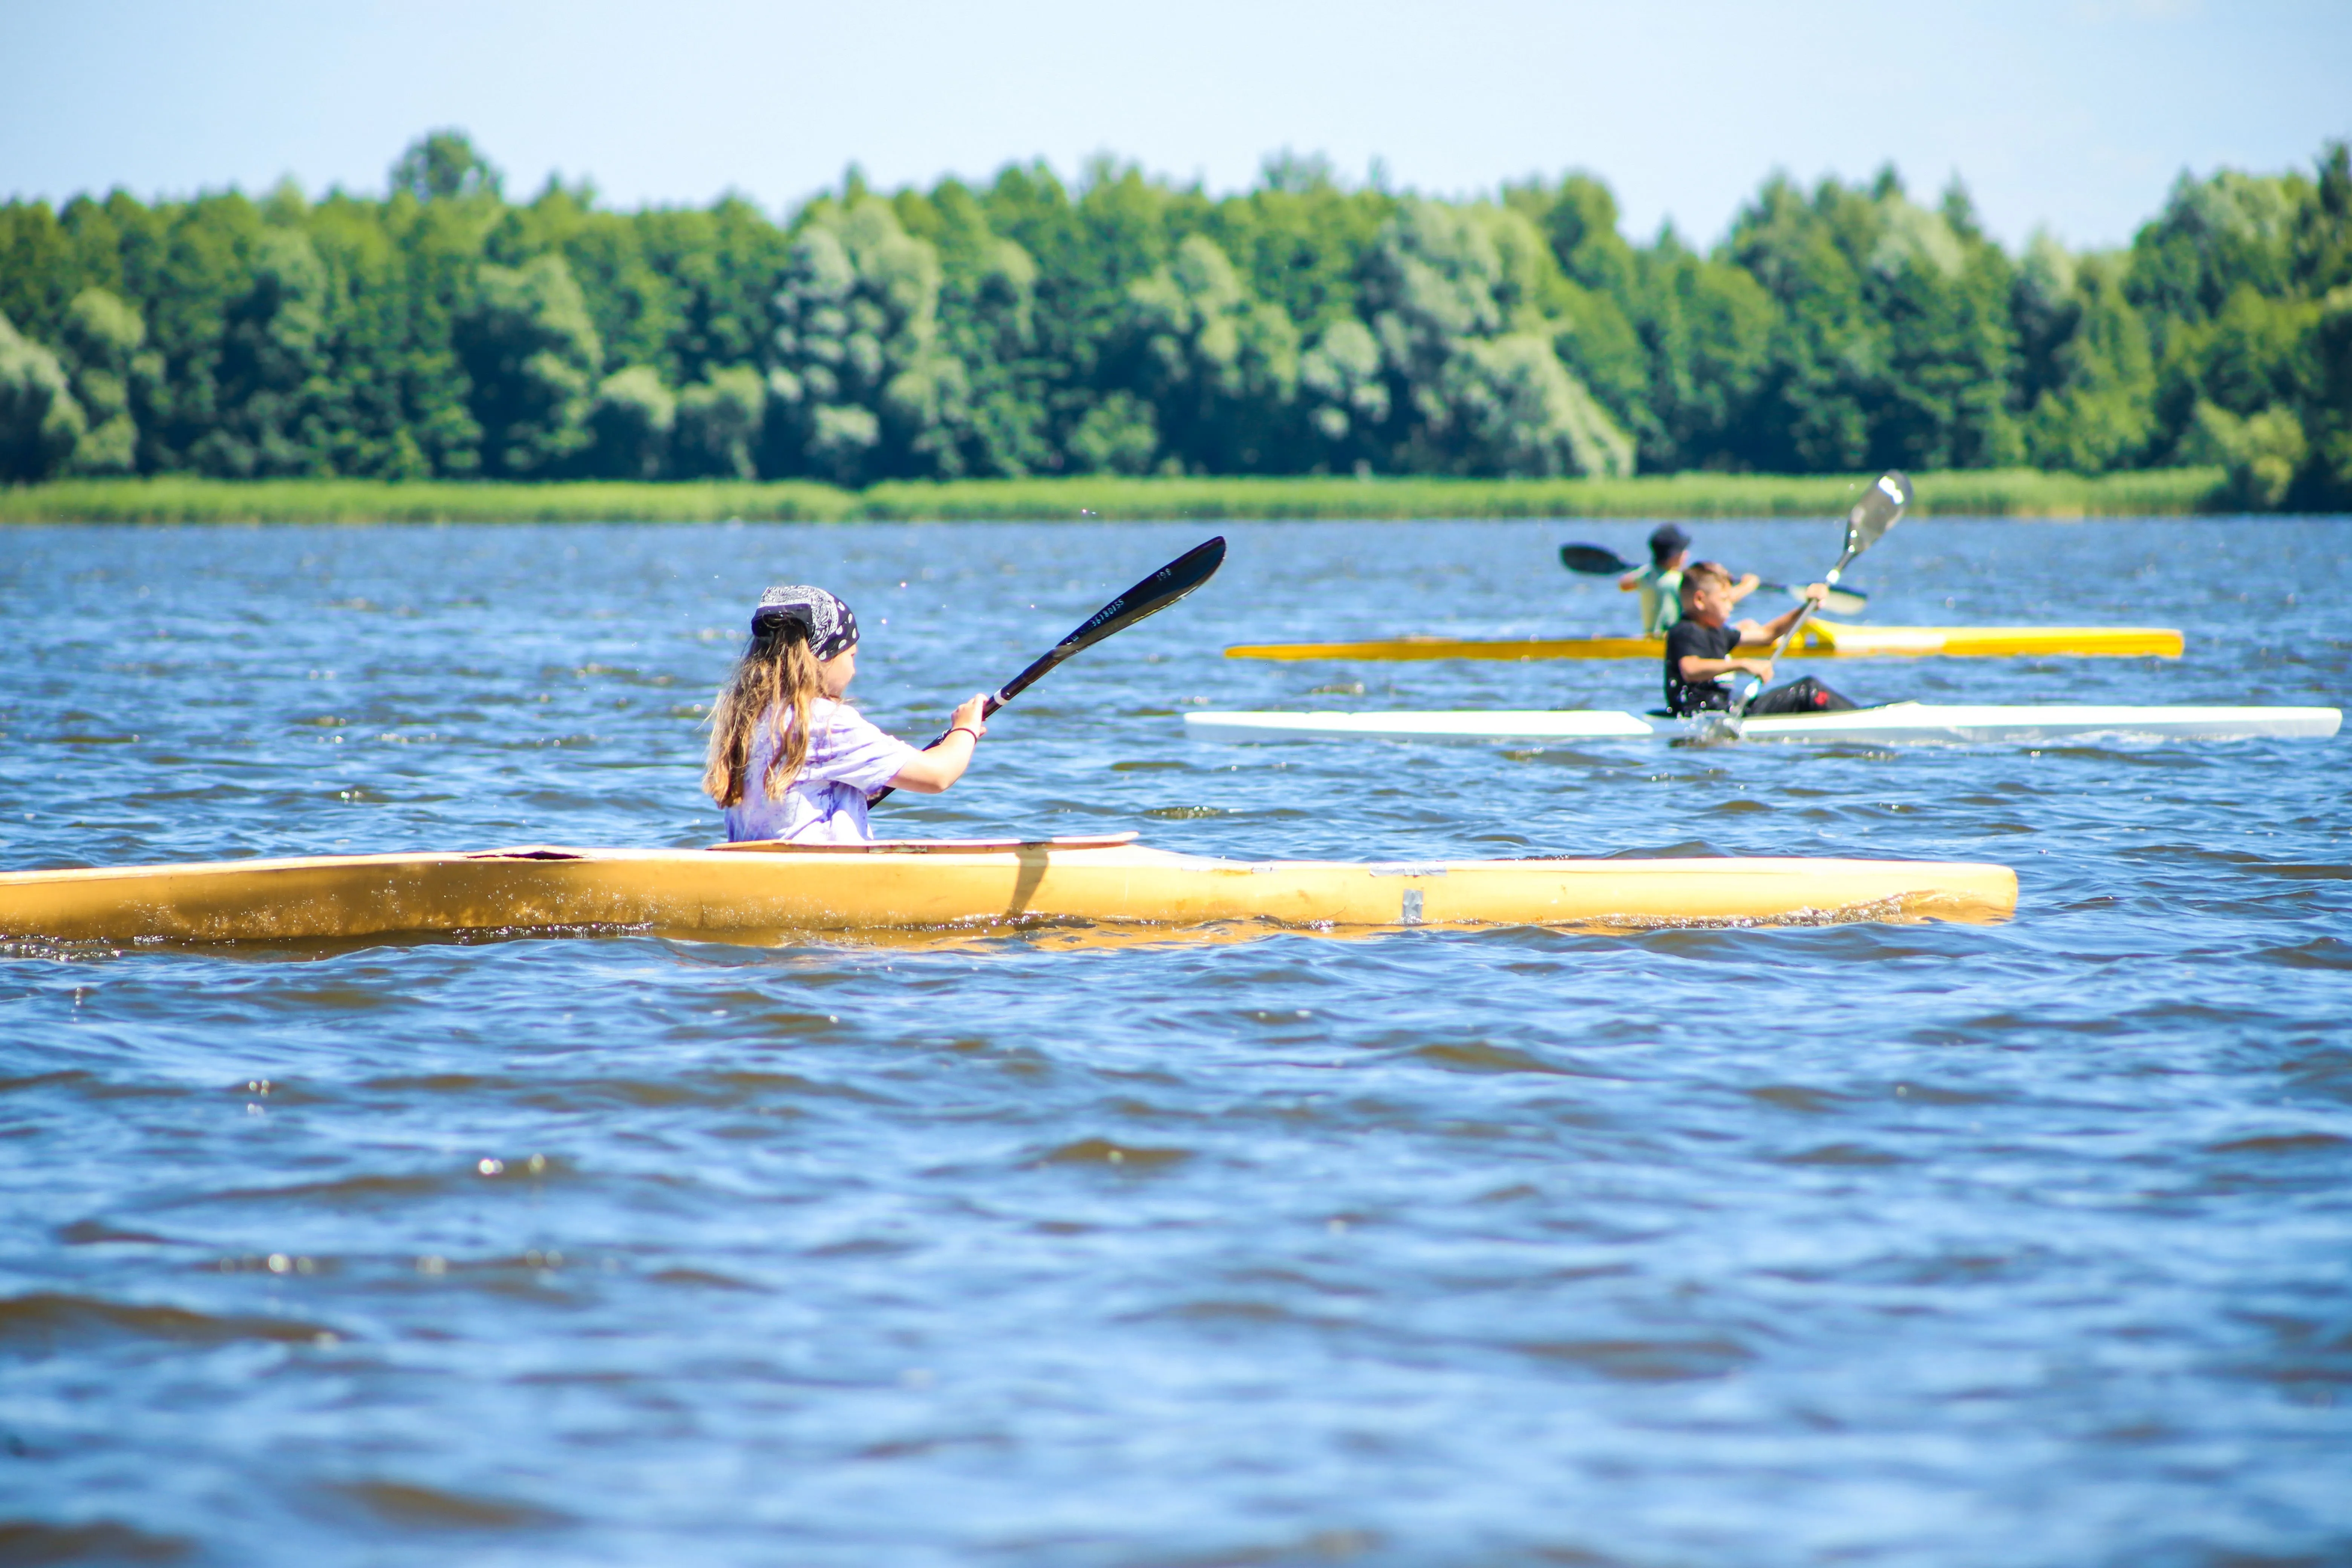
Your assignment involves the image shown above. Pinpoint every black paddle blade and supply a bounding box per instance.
[991,536,1227,708]
[1559,543,1634,576]
[1054,537,1225,659]
[870,537,1227,808]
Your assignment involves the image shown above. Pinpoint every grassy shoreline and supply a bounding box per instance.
[0,468,2242,524]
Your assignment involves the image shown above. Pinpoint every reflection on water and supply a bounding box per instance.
[1,517,2349,1566]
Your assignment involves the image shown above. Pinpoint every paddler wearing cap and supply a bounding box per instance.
[703,585,989,843]
[1619,524,1758,637]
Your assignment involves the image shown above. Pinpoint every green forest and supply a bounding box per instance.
[4,132,2348,508]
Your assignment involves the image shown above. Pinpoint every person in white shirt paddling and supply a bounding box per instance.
[704,585,988,844]
[1618,523,1758,637]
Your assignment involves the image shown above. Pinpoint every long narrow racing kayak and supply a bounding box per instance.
[1223,620,2184,662]
[1185,704,2343,747]
[0,835,2018,943]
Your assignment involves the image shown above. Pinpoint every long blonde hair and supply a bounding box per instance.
[704,623,827,806]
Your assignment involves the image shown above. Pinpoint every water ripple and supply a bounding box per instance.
[2,519,2349,1565]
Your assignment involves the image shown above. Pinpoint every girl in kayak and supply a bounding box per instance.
[704,585,988,844]
[1664,562,1857,717]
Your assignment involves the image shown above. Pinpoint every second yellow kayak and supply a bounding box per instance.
[1224,620,2184,662]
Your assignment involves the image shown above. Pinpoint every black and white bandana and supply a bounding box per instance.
[752,585,858,660]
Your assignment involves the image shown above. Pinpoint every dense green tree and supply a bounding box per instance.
[5,130,2347,503]
[1298,318,1389,471]
[1870,184,2021,470]
[1624,231,1777,472]
[0,203,81,345]
[1118,233,1300,472]
[1723,173,2023,473]
[493,181,681,377]
[300,192,426,478]
[0,312,85,481]
[2130,167,2302,332]
[674,366,766,479]
[901,180,1052,477]
[765,197,964,483]
[382,187,495,476]
[1205,155,1392,336]
[2182,400,2308,509]
[1505,174,1654,446]
[455,254,602,476]
[392,131,503,204]
[202,225,335,475]
[2294,144,2352,297]
[1361,200,1632,477]
[57,288,153,474]
[128,192,266,472]
[588,364,674,479]
[2297,284,2352,507]
[1727,175,1882,471]
[638,198,792,388]
[2013,242,2156,472]
[1064,390,1159,475]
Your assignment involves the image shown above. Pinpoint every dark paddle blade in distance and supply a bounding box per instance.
[1570,539,1867,615]
[871,536,1227,807]
[1559,543,1636,576]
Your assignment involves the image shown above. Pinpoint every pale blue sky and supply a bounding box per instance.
[5,0,2345,249]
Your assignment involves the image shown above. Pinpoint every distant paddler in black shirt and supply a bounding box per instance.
[1663,561,1859,717]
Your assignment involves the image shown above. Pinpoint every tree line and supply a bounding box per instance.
[3,132,2347,507]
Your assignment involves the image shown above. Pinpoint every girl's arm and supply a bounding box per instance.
[886,694,989,794]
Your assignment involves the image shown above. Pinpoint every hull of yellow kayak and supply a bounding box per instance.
[0,837,2018,944]
[1222,621,2184,662]
[1792,621,2182,658]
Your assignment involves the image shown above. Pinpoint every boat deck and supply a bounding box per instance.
[1185,704,2342,747]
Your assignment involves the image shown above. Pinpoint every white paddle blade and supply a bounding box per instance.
[1796,585,1869,617]
[1844,470,1912,557]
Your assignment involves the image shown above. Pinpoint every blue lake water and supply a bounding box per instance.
[1,515,2348,1566]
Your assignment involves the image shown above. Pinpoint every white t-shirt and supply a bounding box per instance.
[1632,563,1684,637]
[721,699,922,844]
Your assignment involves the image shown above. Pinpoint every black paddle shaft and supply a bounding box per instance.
[870,536,1228,807]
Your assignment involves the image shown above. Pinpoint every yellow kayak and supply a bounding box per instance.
[0,835,2018,944]
[1224,620,2184,662]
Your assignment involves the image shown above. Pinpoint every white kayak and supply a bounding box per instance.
[1185,703,2343,747]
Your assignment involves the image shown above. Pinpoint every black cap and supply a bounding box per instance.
[751,584,859,660]
[1648,524,1692,565]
